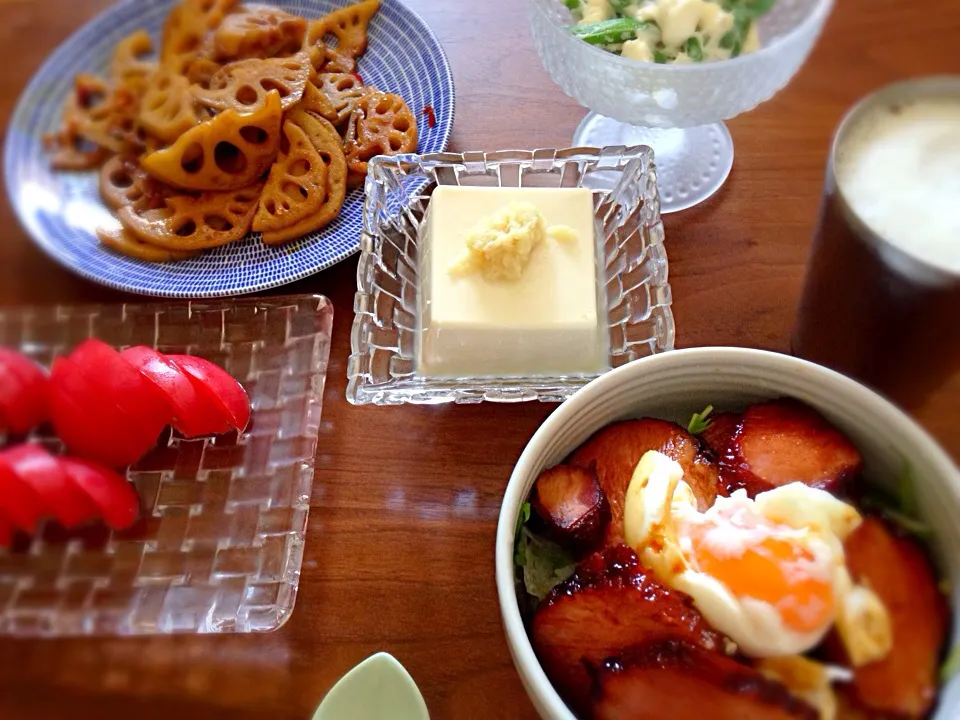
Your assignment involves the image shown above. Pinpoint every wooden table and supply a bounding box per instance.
[0,1,957,718]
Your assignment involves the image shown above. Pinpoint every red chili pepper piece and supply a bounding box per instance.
[422,105,437,128]
[352,72,363,84]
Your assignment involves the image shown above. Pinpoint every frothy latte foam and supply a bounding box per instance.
[835,97,960,274]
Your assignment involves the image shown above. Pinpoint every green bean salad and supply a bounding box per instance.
[565,0,777,64]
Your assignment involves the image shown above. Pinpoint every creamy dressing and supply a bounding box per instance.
[573,0,766,64]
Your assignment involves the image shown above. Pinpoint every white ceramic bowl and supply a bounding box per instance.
[495,347,960,719]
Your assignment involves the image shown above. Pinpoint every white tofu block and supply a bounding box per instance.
[417,186,607,378]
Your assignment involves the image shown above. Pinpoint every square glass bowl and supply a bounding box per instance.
[0,295,332,636]
[347,147,675,405]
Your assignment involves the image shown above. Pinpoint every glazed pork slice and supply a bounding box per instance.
[530,465,610,551]
[591,639,819,720]
[719,399,862,497]
[823,517,949,719]
[568,419,720,545]
[531,545,722,716]
[699,411,741,458]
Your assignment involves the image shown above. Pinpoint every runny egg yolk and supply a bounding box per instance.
[683,508,836,634]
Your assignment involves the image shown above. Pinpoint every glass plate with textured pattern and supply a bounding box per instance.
[0,294,332,636]
[347,147,675,406]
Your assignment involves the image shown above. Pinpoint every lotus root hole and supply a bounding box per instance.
[282,60,302,71]
[239,125,269,144]
[260,78,290,98]
[281,181,308,200]
[388,136,402,151]
[180,142,205,174]
[393,116,410,132]
[235,85,259,106]
[280,200,291,211]
[214,141,248,174]
[375,97,393,114]
[174,219,198,237]
[204,215,233,232]
[336,77,354,91]
[323,33,339,48]
[109,169,134,189]
[200,0,214,11]
[157,75,171,91]
[319,152,332,165]
[288,159,311,177]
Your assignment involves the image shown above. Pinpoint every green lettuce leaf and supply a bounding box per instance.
[942,644,960,682]
[861,462,932,539]
[517,527,577,601]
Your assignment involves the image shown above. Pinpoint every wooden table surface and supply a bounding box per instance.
[0,0,958,718]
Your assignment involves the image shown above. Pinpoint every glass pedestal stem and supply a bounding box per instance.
[574,112,735,213]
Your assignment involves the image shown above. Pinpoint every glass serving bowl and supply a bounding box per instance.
[526,0,834,212]
[346,146,675,406]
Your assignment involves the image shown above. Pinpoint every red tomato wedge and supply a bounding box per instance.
[69,339,172,442]
[121,346,230,438]
[167,355,250,432]
[1,445,97,528]
[60,458,139,530]
[50,357,157,467]
[0,452,44,532]
[0,348,50,434]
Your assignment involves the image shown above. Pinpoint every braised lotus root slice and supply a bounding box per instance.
[308,43,357,75]
[45,138,110,171]
[294,81,339,125]
[193,52,310,114]
[344,91,418,177]
[99,155,176,211]
[139,70,201,143]
[99,155,148,210]
[184,57,223,89]
[97,226,199,263]
[290,109,343,154]
[315,71,366,128]
[160,0,239,73]
[45,74,121,165]
[256,110,347,245]
[110,30,156,83]
[213,3,306,61]
[306,0,380,70]
[142,90,282,191]
[118,182,262,251]
[253,120,330,240]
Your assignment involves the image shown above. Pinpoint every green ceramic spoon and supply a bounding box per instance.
[312,653,429,720]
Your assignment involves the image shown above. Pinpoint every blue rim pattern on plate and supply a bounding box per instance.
[4,0,454,298]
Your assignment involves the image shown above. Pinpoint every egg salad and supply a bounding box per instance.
[566,0,773,64]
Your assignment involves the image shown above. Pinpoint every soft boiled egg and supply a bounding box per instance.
[623,451,893,660]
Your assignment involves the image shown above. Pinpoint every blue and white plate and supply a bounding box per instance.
[5,0,454,298]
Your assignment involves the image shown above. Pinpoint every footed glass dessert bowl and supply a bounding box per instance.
[527,0,834,212]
